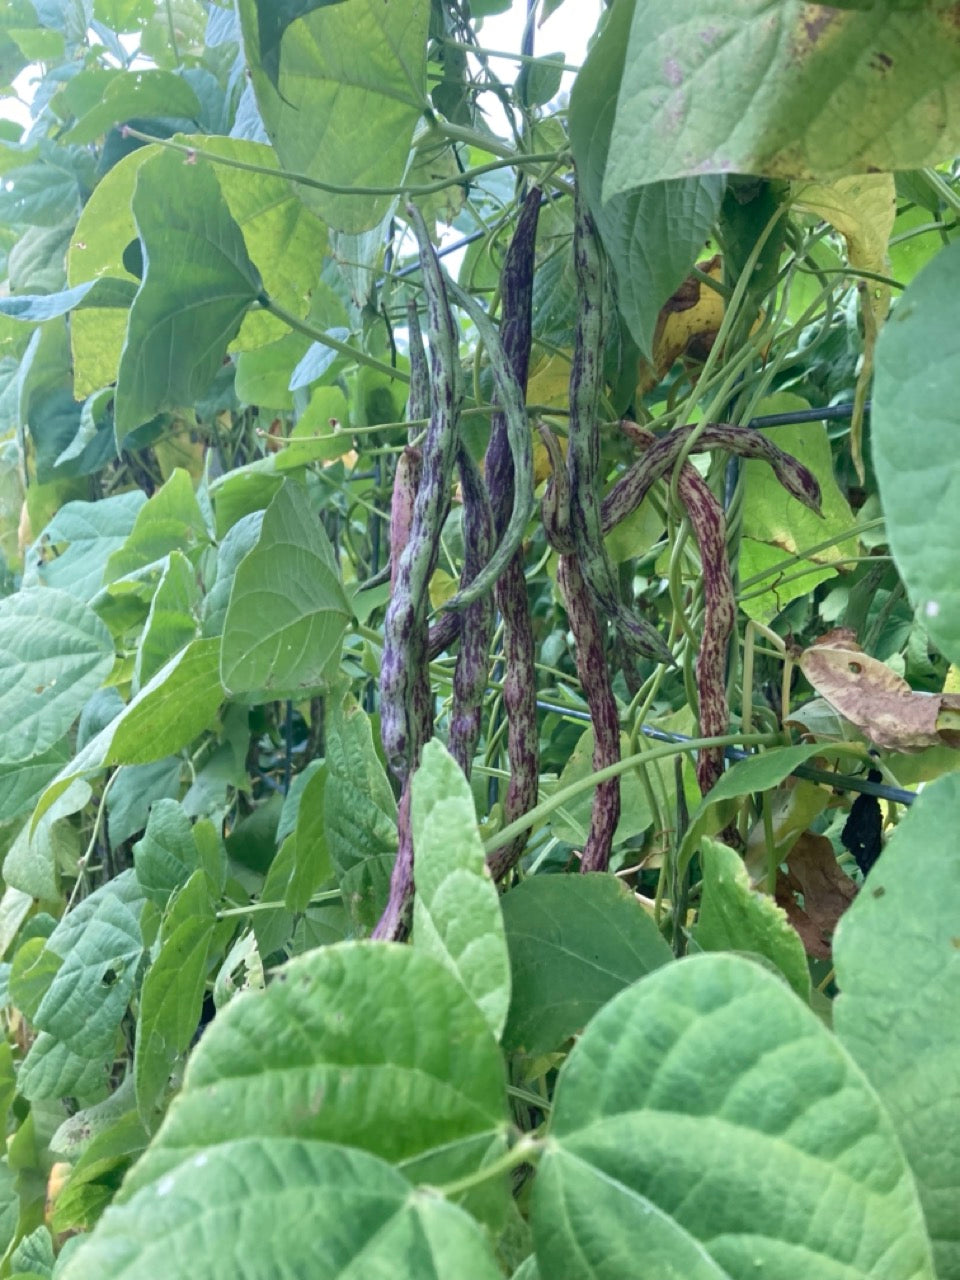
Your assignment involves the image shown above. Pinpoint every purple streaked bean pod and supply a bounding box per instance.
[448,444,496,776]
[389,445,422,592]
[557,553,621,873]
[603,421,822,535]
[376,204,463,938]
[621,422,734,794]
[480,188,543,880]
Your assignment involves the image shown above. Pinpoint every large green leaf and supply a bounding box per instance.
[834,772,960,1279]
[568,0,723,358]
[0,588,114,765]
[221,480,351,699]
[59,1139,503,1280]
[411,740,511,1041]
[323,687,397,931]
[132,799,199,907]
[132,549,199,690]
[104,469,209,584]
[501,874,672,1056]
[738,398,858,622]
[605,2,960,194]
[114,149,262,443]
[135,872,216,1127]
[532,953,934,1279]
[19,872,146,1104]
[63,69,202,143]
[236,0,429,232]
[120,943,510,1223]
[872,237,960,663]
[26,492,146,602]
[33,637,224,827]
[692,836,810,999]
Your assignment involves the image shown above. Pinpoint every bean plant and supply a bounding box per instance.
[0,1,958,1276]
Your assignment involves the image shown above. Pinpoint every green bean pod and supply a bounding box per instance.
[567,185,673,667]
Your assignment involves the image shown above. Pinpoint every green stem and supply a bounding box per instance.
[737,519,885,589]
[216,889,342,920]
[482,732,783,856]
[431,1134,543,1199]
[443,37,581,72]
[121,127,563,201]
[259,297,409,384]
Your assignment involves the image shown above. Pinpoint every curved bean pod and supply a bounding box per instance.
[603,421,822,534]
[621,422,735,794]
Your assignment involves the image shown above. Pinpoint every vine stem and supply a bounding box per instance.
[432,1134,543,1199]
[482,732,783,857]
[120,127,565,201]
[259,297,409,384]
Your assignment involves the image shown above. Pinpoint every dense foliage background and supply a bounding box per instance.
[0,1,958,1276]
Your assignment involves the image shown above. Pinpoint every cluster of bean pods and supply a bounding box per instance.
[376,181,825,918]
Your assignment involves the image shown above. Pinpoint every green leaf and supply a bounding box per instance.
[501,874,672,1056]
[50,1109,148,1235]
[64,70,202,144]
[173,137,330,352]
[532,953,934,1280]
[33,637,224,828]
[287,763,332,911]
[27,491,146,602]
[411,740,511,1041]
[3,778,89,901]
[236,0,429,233]
[604,2,960,194]
[678,742,837,874]
[20,872,145,1103]
[0,588,114,765]
[738,399,858,622]
[323,687,397,931]
[252,0,348,88]
[120,943,510,1223]
[135,871,216,1127]
[104,469,209,583]
[0,741,70,824]
[200,510,263,638]
[568,0,723,358]
[692,836,810,999]
[834,772,960,1279]
[114,150,262,443]
[59,1139,503,1280]
[873,237,960,662]
[548,728,654,847]
[221,480,351,699]
[132,550,199,690]
[133,799,198,907]
[0,278,136,322]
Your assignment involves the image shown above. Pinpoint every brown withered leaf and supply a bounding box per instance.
[775,830,857,960]
[798,628,960,752]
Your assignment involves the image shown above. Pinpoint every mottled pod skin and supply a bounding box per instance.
[558,553,622,873]
[389,446,422,592]
[621,423,735,795]
[567,186,674,667]
[479,188,543,881]
[448,444,496,777]
[603,421,822,535]
[375,205,463,940]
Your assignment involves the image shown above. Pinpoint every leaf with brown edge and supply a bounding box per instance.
[799,627,960,752]
[776,830,857,960]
